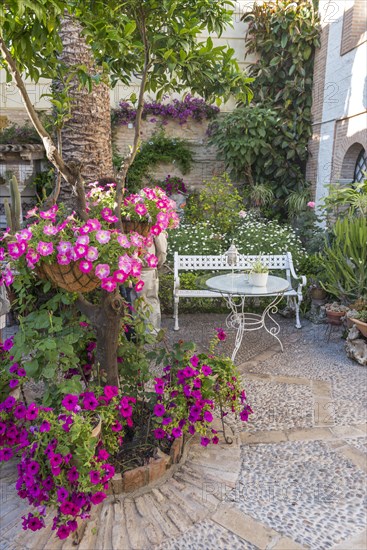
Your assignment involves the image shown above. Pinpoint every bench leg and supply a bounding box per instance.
[173,296,179,331]
[295,298,302,329]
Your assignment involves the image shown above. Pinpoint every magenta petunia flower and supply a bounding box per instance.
[171,427,182,438]
[37,241,54,256]
[190,355,199,368]
[212,436,219,444]
[98,449,109,461]
[215,327,227,341]
[153,428,166,439]
[201,365,212,376]
[95,230,111,244]
[162,416,172,426]
[17,228,32,242]
[95,264,110,280]
[101,278,116,292]
[57,487,69,502]
[9,379,19,389]
[111,421,123,432]
[79,260,93,273]
[112,270,128,284]
[104,386,118,400]
[83,394,98,410]
[90,470,101,484]
[26,403,39,420]
[153,403,166,417]
[86,246,99,261]
[0,448,13,461]
[3,268,14,286]
[61,394,79,411]
[200,437,211,447]
[90,492,107,505]
[56,525,71,540]
[134,280,144,292]
[67,467,79,482]
[203,410,213,422]
[150,224,162,236]
[39,205,58,221]
[118,254,132,272]
[39,420,51,432]
[27,460,40,475]
[13,404,27,419]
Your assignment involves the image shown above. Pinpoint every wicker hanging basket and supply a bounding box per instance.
[121,220,151,237]
[36,262,100,293]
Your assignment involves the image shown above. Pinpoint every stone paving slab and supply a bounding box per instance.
[0,314,366,549]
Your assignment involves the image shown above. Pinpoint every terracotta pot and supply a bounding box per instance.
[326,310,345,325]
[36,262,100,294]
[350,318,367,338]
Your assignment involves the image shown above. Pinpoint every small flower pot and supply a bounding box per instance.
[326,310,345,325]
[249,272,268,287]
[310,288,327,301]
[350,318,367,338]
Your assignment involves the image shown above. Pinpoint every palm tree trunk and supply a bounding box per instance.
[56,14,114,203]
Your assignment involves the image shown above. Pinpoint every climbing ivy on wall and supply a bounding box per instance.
[242,0,321,196]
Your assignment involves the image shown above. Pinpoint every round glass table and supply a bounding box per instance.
[197,272,290,361]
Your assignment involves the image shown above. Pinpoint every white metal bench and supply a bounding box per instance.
[173,252,306,331]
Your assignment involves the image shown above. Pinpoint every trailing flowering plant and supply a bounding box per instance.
[158,175,188,197]
[119,185,179,234]
[151,329,253,446]
[0,184,179,293]
[112,94,220,127]
[0,386,135,540]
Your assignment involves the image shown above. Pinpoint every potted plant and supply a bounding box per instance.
[349,310,367,338]
[249,258,269,287]
[308,277,327,301]
[324,302,349,325]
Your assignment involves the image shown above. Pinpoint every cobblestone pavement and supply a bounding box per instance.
[0,315,366,550]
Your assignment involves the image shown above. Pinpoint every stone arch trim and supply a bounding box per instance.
[340,142,365,181]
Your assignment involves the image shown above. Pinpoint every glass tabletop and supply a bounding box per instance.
[197,272,290,296]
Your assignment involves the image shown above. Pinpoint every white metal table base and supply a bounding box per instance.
[223,293,285,362]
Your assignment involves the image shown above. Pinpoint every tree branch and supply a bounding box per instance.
[0,34,88,219]
[76,293,100,324]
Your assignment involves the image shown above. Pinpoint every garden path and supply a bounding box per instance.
[0,315,366,550]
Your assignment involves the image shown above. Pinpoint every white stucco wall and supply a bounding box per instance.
[315,0,367,203]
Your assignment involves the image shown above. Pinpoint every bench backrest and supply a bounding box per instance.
[174,252,294,285]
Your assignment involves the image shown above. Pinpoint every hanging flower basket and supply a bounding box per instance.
[36,262,100,293]
[122,220,151,237]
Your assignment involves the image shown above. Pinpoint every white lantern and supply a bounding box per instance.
[225,242,239,267]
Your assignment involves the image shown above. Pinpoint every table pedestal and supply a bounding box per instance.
[223,294,284,362]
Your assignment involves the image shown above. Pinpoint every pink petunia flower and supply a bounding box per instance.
[130,259,142,277]
[8,242,26,259]
[135,203,148,216]
[17,228,32,241]
[112,270,128,284]
[37,241,54,256]
[76,235,90,245]
[135,280,144,292]
[57,254,71,265]
[57,241,72,254]
[150,224,162,236]
[145,253,158,268]
[101,278,116,292]
[86,246,99,261]
[95,230,111,244]
[118,254,132,273]
[87,219,101,231]
[95,264,110,279]
[79,260,93,273]
[307,201,315,208]
[117,234,130,248]
[43,225,58,236]
[3,268,14,286]
[73,243,88,259]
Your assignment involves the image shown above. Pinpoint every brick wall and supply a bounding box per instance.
[340,0,367,56]
[114,118,225,189]
[306,25,330,195]
[331,117,367,182]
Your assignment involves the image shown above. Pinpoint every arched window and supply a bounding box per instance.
[354,148,367,182]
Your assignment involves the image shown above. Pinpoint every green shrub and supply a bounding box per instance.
[183,174,244,233]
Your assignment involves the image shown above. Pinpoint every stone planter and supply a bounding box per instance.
[108,437,184,495]
[310,287,327,301]
[350,318,367,338]
[249,272,268,287]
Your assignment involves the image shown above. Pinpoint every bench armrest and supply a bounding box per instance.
[174,276,180,294]
[287,253,306,292]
